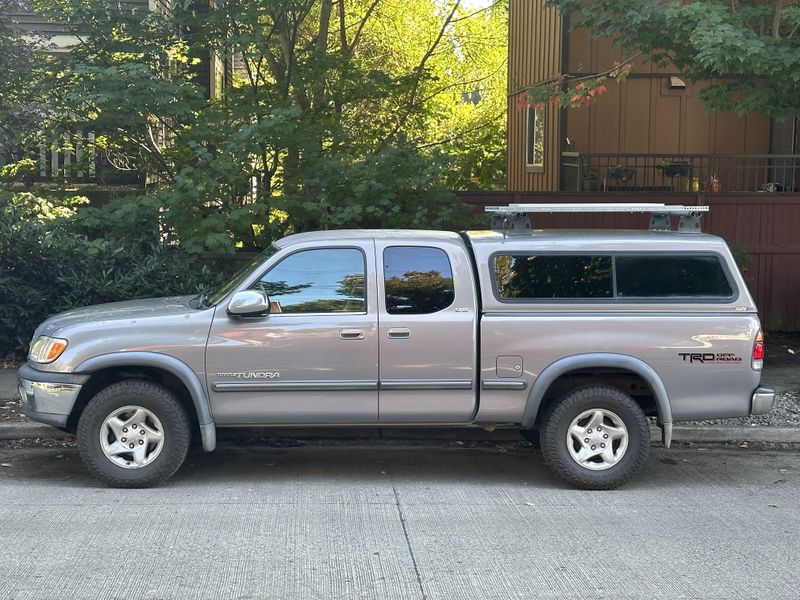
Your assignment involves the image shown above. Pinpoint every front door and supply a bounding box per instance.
[376,242,478,422]
[206,243,379,424]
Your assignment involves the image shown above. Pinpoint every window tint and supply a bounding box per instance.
[383,247,455,314]
[494,255,613,299]
[616,256,733,298]
[255,248,366,313]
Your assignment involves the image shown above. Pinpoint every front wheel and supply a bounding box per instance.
[77,380,191,488]
[540,386,650,490]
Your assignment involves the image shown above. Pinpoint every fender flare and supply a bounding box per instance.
[75,352,216,452]
[521,353,673,448]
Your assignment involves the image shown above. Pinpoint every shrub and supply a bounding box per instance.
[0,192,228,359]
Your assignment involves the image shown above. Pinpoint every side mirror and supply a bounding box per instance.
[227,290,270,317]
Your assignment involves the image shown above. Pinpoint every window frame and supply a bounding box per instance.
[382,245,456,315]
[525,106,545,173]
[489,251,739,305]
[252,246,369,316]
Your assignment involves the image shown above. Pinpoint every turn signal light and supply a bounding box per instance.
[752,330,764,370]
[45,340,67,361]
[28,336,69,364]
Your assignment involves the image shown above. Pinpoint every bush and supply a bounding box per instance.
[0,192,228,359]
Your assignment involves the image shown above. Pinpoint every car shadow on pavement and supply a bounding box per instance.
[2,440,790,492]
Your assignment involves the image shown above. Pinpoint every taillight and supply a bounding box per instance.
[752,330,764,370]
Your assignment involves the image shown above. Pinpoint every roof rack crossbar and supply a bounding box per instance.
[484,203,709,233]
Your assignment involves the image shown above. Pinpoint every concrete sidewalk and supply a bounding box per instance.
[0,367,17,399]
[2,443,799,599]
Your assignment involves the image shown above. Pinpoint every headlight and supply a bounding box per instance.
[28,336,68,364]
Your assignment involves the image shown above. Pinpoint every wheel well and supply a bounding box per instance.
[65,367,199,434]
[533,368,659,427]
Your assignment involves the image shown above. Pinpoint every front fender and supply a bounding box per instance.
[75,352,216,452]
[521,353,673,448]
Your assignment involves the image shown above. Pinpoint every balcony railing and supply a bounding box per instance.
[561,152,800,193]
[1,129,141,186]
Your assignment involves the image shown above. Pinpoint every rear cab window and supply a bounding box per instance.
[492,253,735,302]
[383,246,455,314]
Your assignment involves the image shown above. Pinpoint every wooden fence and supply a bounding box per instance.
[458,191,800,332]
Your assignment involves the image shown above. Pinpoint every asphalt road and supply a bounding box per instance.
[1,441,798,600]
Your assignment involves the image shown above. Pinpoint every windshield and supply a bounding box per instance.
[204,245,279,307]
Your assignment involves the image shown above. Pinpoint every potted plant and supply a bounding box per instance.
[657,159,692,178]
[607,164,636,181]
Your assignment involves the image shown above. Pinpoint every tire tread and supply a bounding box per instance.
[77,379,190,488]
[540,385,650,490]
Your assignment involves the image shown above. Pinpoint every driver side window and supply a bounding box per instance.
[253,248,366,314]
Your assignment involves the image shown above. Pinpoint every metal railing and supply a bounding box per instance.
[561,152,800,193]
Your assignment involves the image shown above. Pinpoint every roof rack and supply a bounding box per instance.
[485,202,709,234]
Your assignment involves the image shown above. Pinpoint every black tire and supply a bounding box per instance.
[540,385,649,490]
[77,379,191,488]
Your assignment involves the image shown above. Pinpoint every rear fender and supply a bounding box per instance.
[522,353,673,447]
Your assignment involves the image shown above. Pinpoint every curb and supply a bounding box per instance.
[2,421,800,444]
[664,425,800,444]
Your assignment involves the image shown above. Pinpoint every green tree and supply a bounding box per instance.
[532,0,800,119]
[7,0,507,253]
[0,2,50,161]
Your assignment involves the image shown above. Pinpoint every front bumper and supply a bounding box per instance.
[751,386,775,416]
[17,364,89,428]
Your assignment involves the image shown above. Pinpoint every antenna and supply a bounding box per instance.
[485,203,709,233]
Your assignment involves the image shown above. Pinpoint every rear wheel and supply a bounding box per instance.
[77,380,190,488]
[540,385,649,490]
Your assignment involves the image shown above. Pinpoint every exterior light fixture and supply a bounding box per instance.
[668,76,687,90]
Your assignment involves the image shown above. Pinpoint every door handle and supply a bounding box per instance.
[387,328,411,339]
[339,328,365,340]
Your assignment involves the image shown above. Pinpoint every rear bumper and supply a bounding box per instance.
[17,364,89,428]
[751,387,775,416]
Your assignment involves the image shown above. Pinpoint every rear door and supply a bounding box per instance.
[375,241,478,422]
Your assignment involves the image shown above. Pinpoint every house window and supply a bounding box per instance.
[525,106,544,171]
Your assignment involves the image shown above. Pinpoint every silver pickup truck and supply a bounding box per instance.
[17,203,774,489]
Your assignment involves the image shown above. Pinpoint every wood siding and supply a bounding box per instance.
[507,0,563,191]
[565,29,771,158]
[5,2,166,36]
[458,191,800,332]
[507,8,773,192]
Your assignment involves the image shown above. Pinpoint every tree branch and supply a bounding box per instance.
[773,0,785,39]
[509,52,642,98]
[347,0,382,52]
[337,0,348,51]
[450,0,501,23]
[419,59,507,104]
[375,0,461,152]
[415,109,505,149]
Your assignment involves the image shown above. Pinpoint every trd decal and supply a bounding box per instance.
[678,353,742,364]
